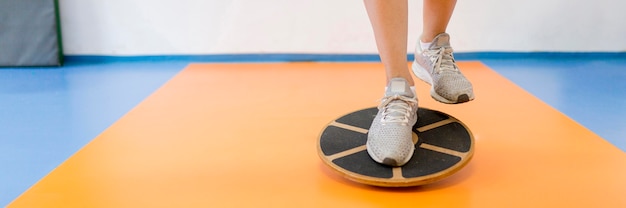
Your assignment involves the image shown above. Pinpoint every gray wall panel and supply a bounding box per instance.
[0,0,61,66]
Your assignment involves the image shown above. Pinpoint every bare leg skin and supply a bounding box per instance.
[363,0,414,85]
[421,0,457,42]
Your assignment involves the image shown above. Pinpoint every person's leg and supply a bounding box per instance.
[421,0,457,43]
[363,0,413,85]
[364,0,418,167]
[412,0,474,104]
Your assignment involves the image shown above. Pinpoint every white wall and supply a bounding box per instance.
[59,0,626,55]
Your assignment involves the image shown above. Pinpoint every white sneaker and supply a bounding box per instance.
[367,78,418,166]
[413,33,475,104]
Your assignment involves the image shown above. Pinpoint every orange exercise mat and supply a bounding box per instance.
[10,62,626,207]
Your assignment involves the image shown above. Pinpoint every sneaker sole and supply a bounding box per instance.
[411,60,474,104]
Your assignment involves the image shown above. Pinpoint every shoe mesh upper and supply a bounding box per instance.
[414,33,474,103]
[367,78,418,166]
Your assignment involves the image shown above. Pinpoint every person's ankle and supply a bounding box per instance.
[420,32,446,44]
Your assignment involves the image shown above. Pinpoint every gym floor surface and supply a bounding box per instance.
[2,56,625,207]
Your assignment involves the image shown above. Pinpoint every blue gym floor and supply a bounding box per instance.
[1,55,625,206]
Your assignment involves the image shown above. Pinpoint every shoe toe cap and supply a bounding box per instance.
[366,138,414,166]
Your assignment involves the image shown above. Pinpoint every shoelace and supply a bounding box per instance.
[425,47,458,74]
[378,95,417,125]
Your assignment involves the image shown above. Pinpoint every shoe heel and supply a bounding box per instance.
[411,60,433,85]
